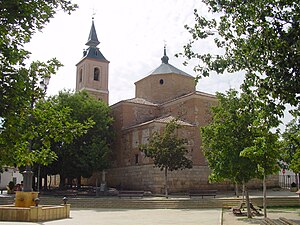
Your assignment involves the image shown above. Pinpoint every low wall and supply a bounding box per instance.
[87,165,277,193]
[0,204,70,222]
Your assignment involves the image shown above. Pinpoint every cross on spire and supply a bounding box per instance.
[161,42,169,64]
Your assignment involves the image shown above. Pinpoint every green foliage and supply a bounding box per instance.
[241,135,280,177]
[0,92,92,167]
[0,0,78,170]
[42,91,114,181]
[140,120,193,172]
[0,0,77,64]
[201,89,280,184]
[281,112,300,173]
[179,0,300,107]
[0,0,77,118]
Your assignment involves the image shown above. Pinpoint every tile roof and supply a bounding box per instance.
[148,62,192,77]
[124,98,158,106]
[153,115,194,126]
[147,46,193,77]
[123,115,195,131]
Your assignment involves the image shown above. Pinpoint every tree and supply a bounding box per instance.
[139,119,193,197]
[201,90,258,183]
[201,89,280,217]
[179,0,300,108]
[0,0,77,119]
[0,0,78,169]
[281,112,300,184]
[0,90,93,169]
[201,89,258,218]
[41,91,114,188]
[241,133,280,217]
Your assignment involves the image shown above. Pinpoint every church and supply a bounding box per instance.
[75,21,277,193]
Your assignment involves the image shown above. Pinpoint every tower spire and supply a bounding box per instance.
[76,19,110,104]
[161,44,169,64]
[86,19,100,47]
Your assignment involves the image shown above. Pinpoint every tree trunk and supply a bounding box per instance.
[242,182,245,202]
[235,182,239,198]
[32,175,36,191]
[77,176,81,188]
[48,175,51,190]
[263,173,267,218]
[43,174,47,190]
[37,173,42,191]
[67,177,72,187]
[102,170,106,183]
[245,185,252,218]
[59,174,66,189]
[164,167,168,198]
[37,165,40,192]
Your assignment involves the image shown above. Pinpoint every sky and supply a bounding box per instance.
[25,0,245,106]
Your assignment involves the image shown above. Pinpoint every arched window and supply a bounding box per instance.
[79,69,83,82]
[94,67,100,81]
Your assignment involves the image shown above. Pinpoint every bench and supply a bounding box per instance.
[53,190,78,197]
[118,190,144,198]
[249,202,262,215]
[232,201,261,216]
[232,201,245,215]
[279,217,299,225]
[261,217,278,225]
[189,190,217,198]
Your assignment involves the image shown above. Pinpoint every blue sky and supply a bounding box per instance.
[25,0,245,105]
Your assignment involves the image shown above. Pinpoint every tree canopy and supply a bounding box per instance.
[41,91,114,187]
[281,112,300,173]
[0,0,77,118]
[0,82,93,168]
[140,119,192,196]
[179,0,300,108]
[201,89,257,184]
[201,89,281,217]
[202,89,281,183]
[0,0,79,170]
[140,120,193,172]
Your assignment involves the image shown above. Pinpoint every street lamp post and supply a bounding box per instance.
[22,76,50,192]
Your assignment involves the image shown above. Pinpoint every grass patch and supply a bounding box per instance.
[266,206,300,216]
[267,206,300,210]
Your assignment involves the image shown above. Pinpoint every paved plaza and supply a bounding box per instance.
[0,190,299,225]
[0,208,222,225]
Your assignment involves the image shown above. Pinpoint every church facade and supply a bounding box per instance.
[77,21,278,193]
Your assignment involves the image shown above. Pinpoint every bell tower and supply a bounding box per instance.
[76,19,109,103]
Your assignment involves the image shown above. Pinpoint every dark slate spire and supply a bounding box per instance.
[82,19,108,62]
[147,45,192,77]
[86,19,100,47]
[161,45,169,64]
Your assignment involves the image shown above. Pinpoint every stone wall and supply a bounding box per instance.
[104,165,234,193]
[86,165,280,194]
[85,169,281,195]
